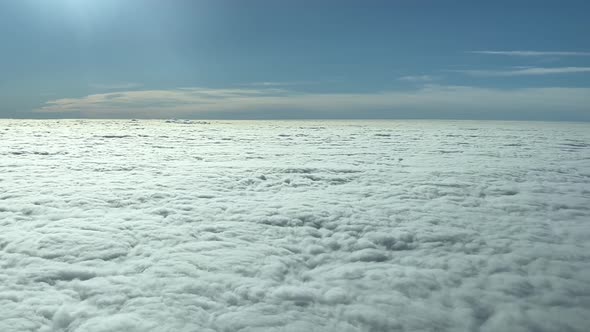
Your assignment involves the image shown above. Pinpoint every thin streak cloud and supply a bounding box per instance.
[398,75,439,82]
[239,81,320,87]
[471,51,590,57]
[37,86,590,120]
[90,83,144,90]
[455,67,590,77]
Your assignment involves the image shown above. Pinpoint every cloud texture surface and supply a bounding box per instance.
[1,120,589,331]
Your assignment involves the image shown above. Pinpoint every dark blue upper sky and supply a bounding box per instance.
[1,0,589,120]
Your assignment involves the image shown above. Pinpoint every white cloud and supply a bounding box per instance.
[1,119,589,331]
[89,83,143,90]
[239,81,319,87]
[398,75,439,82]
[455,67,590,77]
[36,85,590,119]
[471,51,590,57]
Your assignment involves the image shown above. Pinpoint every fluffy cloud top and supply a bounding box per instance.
[1,119,589,331]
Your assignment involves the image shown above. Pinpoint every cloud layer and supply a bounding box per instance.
[37,85,590,120]
[1,119,590,331]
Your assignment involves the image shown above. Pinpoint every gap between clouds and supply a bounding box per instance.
[37,85,590,119]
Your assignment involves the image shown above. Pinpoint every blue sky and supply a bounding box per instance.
[1,0,589,120]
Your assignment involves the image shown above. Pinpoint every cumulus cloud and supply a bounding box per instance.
[36,85,590,120]
[470,50,590,57]
[456,67,590,77]
[0,119,589,331]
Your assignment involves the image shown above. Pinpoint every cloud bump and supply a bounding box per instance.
[1,119,589,331]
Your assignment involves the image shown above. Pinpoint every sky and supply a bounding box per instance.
[1,0,589,120]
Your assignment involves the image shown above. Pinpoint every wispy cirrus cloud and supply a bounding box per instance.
[470,50,590,57]
[398,75,439,82]
[90,82,144,90]
[454,67,590,77]
[37,85,590,120]
[239,81,321,87]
